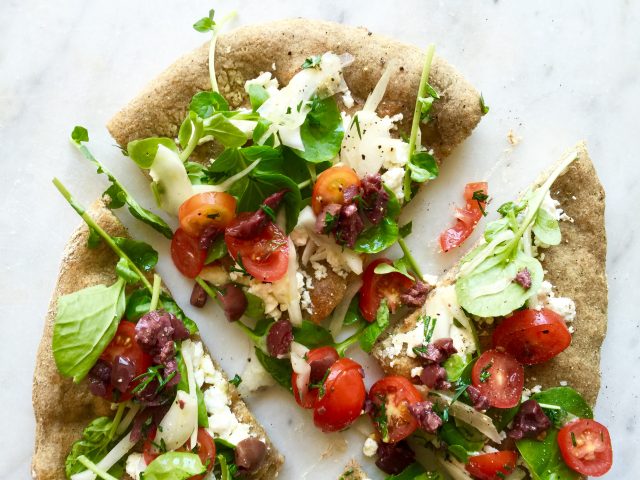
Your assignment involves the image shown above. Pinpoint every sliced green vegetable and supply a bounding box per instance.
[65,417,123,478]
[143,452,206,480]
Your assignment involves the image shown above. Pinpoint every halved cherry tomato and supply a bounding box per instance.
[313,358,366,432]
[178,192,237,238]
[143,427,159,465]
[558,419,612,477]
[493,308,572,365]
[171,228,207,278]
[439,181,488,252]
[311,166,361,214]
[100,320,153,401]
[368,376,423,443]
[190,428,216,480]
[465,451,518,480]
[359,258,415,322]
[471,350,524,409]
[292,346,340,409]
[225,219,289,282]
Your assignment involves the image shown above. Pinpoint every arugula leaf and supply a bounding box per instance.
[143,452,206,480]
[532,207,561,246]
[71,129,173,238]
[189,91,229,118]
[247,84,270,111]
[254,347,293,391]
[293,96,344,164]
[127,137,179,169]
[293,320,335,349]
[193,9,216,32]
[479,94,490,115]
[65,417,123,478]
[53,278,126,382]
[301,55,322,69]
[202,113,247,148]
[205,235,228,264]
[408,151,439,183]
[359,301,390,353]
[112,237,158,271]
[532,387,593,421]
[517,428,580,480]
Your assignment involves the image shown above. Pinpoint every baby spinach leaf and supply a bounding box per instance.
[125,288,153,321]
[193,9,216,32]
[456,250,543,317]
[65,416,122,478]
[143,452,206,480]
[254,347,293,391]
[205,236,228,264]
[399,221,413,238]
[343,295,365,327]
[439,420,485,462]
[71,126,89,143]
[189,91,229,118]
[293,321,335,349]
[53,278,126,382]
[127,137,179,169]
[293,96,344,163]
[532,207,561,246]
[203,113,247,148]
[247,84,269,111]
[359,301,390,353]
[532,387,593,420]
[113,237,158,271]
[354,217,399,254]
[517,428,580,480]
[408,151,439,183]
[244,292,266,321]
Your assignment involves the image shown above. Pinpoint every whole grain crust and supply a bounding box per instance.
[373,142,608,407]
[31,201,283,479]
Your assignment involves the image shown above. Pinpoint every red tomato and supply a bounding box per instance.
[471,350,524,409]
[465,451,518,480]
[359,258,415,322]
[368,376,423,443]
[313,358,366,432]
[225,220,289,282]
[171,228,207,278]
[558,420,613,477]
[493,308,572,365]
[143,431,159,465]
[439,182,488,252]
[311,166,361,214]
[100,321,153,401]
[190,428,216,479]
[292,346,340,409]
[178,192,237,238]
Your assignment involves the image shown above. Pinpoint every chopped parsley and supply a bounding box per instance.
[260,204,276,222]
[350,114,362,139]
[480,93,490,115]
[301,55,322,69]
[571,431,577,447]
[322,210,339,233]
[229,374,242,387]
[472,190,489,216]
[479,362,493,383]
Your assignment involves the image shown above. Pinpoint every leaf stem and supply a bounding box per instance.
[52,178,153,292]
[334,324,367,357]
[408,44,436,161]
[107,402,126,441]
[149,274,162,311]
[297,179,311,189]
[398,237,424,280]
[208,11,237,93]
[77,456,119,480]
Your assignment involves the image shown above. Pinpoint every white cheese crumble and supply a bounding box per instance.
[125,453,146,480]
[363,437,378,457]
[410,366,424,379]
[342,90,355,108]
[381,166,406,201]
[239,349,276,395]
[244,71,280,97]
[541,191,573,223]
[290,226,309,247]
[300,271,314,314]
[559,380,568,386]
[528,280,576,323]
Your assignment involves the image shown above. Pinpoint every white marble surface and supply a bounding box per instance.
[1,0,638,478]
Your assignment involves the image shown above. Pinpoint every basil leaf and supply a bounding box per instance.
[343,294,365,327]
[293,321,335,349]
[113,237,158,271]
[254,347,293,391]
[65,417,122,478]
[373,262,414,280]
[517,428,581,480]
[203,113,247,148]
[532,387,593,419]
[189,91,229,118]
[359,301,390,353]
[205,236,228,264]
[439,420,485,462]
[443,354,469,382]
[293,97,344,163]
[532,207,561,246]
[127,138,178,168]
[244,292,266,321]
[53,278,126,382]
[456,250,543,317]
[143,452,206,480]
[125,288,153,321]
[354,217,399,254]
[247,84,269,111]
[116,257,141,284]
[408,151,439,183]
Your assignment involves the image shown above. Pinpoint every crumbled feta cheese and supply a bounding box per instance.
[342,90,355,108]
[312,261,328,280]
[410,366,424,378]
[125,453,146,480]
[247,274,294,320]
[363,437,378,457]
[381,167,406,201]
[244,71,279,97]
[310,245,349,278]
[541,192,573,223]
[198,264,230,287]
[300,271,314,314]
[239,350,277,395]
[528,280,576,323]
[204,371,252,445]
[559,380,568,386]
[530,385,542,394]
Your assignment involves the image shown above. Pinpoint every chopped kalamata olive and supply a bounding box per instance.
[416,338,457,365]
[408,400,443,433]
[135,310,188,364]
[266,319,293,357]
[335,203,364,248]
[514,268,532,289]
[190,282,208,308]
[400,281,431,308]
[226,190,287,240]
[87,359,111,397]
[129,405,170,442]
[309,356,335,385]
[419,364,450,390]
[235,437,267,474]
[508,399,551,440]
[360,173,389,224]
[198,225,221,251]
[110,355,135,393]
[375,440,416,475]
[217,283,248,322]
[315,203,342,234]
[466,384,491,412]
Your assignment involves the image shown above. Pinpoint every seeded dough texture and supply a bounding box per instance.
[31,201,283,479]
[372,143,608,407]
